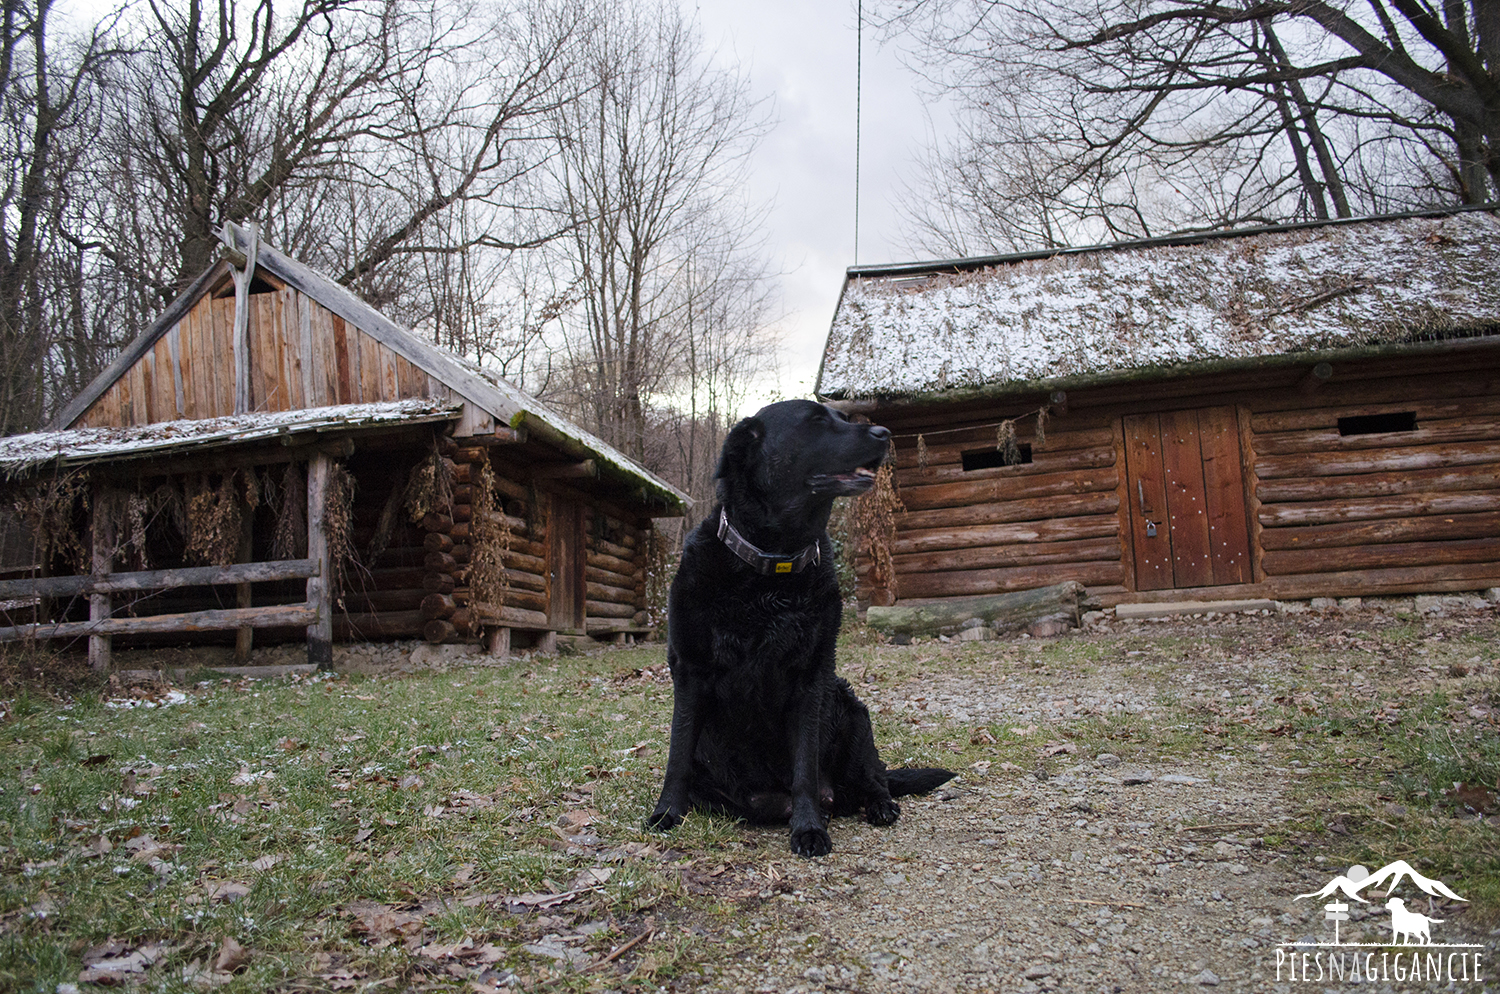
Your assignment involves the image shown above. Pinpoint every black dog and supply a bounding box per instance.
[648,400,954,857]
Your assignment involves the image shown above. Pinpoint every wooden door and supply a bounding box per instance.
[1123,407,1252,591]
[547,495,586,631]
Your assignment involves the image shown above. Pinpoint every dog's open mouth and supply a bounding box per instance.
[808,464,880,495]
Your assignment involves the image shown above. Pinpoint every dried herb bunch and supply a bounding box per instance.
[270,464,306,560]
[848,450,904,596]
[325,462,357,606]
[402,445,452,524]
[13,470,90,572]
[467,460,511,614]
[185,473,242,566]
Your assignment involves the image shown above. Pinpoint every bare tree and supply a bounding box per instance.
[884,0,1500,252]
[0,0,120,432]
[543,0,774,464]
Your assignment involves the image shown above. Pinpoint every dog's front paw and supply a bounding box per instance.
[646,804,685,832]
[790,824,832,858]
[865,797,901,826]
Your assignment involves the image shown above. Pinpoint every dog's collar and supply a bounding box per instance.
[717,509,821,575]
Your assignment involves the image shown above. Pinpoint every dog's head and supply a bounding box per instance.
[716,400,891,509]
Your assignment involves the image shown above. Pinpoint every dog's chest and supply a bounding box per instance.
[708,587,825,671]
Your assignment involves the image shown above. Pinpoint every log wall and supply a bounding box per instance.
[416,443,652,645]
[75,275,443,428]
[860,350,1500,607]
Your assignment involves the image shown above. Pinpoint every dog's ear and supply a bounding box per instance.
[715,416,764,480]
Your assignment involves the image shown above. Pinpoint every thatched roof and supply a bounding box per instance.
[0,400,458,480]
[817,208,1500,401]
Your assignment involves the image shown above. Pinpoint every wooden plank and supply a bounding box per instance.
[1199,406,1252,585]
[1122,413,1173,591]
[1260,510,1500,551]
[894,561,1123,599]
[139,349,157,423]
[1255,416,1500,456]
[896,491,1119,531]
[307,453,333,667]
[1256,464,1500,502]
[894,513,1119,555]
[1257,441,1500,480]
[1159,408,1215,588]
[1262,537,1500,575]
[382,344,398,401]
[891,426,1116,468]
[118,361,137,426]
[0,603,319,643]
[1260,490,1500,527]
[898,465,1119,512]
[894,444,1115,484]
[166,326,186,417]
[359,330,383,402]
[152,337,176,421]
[211,296,238,416]
[890,536,1120,574]
[332,314,354,403]
[312,300,338,405]
[0,559,319,599]
[1250,394,1500,433]
[177,307,199,419]
[295,290,315,408]
[1260,563,1500,598]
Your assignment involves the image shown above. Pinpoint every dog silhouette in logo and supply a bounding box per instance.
[1385,897,1442,944]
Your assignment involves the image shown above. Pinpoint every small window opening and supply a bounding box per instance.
[1337,411,1417,436]
[212,274,279,298]
[962,444,1032,471]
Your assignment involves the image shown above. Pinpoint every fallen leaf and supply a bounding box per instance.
[249,854,283,872]
[213,937,249,973]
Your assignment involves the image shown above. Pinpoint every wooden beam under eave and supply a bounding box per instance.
[532,460,597,480]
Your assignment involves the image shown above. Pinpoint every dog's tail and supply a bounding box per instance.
[887,767,957,797]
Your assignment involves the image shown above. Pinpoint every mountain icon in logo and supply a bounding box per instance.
[1294,860,1468,906]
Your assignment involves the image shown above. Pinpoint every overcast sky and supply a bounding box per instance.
[689,0,948,410]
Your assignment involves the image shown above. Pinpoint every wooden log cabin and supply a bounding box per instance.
[817,207,1500,609]
[0,222,687,668]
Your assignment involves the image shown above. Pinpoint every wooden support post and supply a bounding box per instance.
[234,495,254,664]
[536,631,558,655]
[485,626,510,658]
[89,488,114,674]
[306,453,334,668]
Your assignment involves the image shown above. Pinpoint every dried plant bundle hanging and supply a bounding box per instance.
[403,446,452,524]
[849,450,905,595]
[996,419,1020,466]
[186,473,242,566]
[271,463,306,560]
[325,462,357,607]
[1034,404,1049,446]
[467,460,511,615]
[916,434,928,473]
[13,470,90,572]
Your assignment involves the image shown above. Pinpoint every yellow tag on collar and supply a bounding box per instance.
[775,561,793,573]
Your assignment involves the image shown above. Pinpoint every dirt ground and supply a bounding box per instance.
[621,601,1500,994]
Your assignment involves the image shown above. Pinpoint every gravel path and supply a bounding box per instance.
[664,606,1499,993]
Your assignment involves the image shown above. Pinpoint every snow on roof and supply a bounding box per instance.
[0,399,457,479]
[818,210,1500,400]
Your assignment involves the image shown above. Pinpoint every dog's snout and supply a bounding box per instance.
[868,425,891,442]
